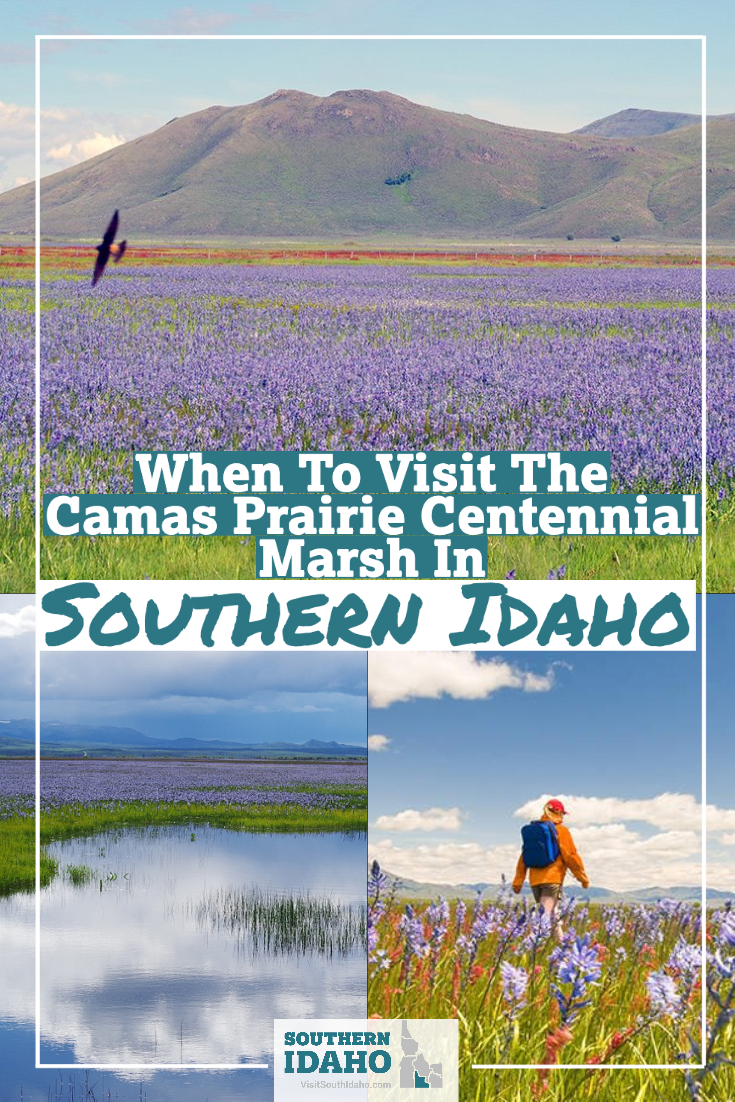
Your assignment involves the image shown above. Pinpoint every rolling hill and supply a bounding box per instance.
[574,108,703,138]
[575,107,735,139]
[0,88,727,241]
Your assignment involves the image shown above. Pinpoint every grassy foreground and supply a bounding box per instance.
[707,515,735,592]
[41,532,258,580]
[370,896,700,1069]
[368,872,732,1102]
[0,504,34,593]
[0,795,367,897]
[488,532,702,588]
[478,1064,733,1101]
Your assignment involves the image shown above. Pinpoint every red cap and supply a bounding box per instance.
[546,798,568,816]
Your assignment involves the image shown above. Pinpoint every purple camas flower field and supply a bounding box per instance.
[38,263,707,496]
[368,863,735,1094]
[707,268,735,503]
[5,259,734,520]
[0,757,367,894]
[4,256,732,583]
[0,279,33,520]
[0,758,367,819]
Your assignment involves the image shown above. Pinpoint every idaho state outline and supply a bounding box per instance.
[399,1022,443,1089]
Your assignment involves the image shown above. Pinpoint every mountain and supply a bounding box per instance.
[576,108,735,139]
[376,871,729,904]
[574,108,703,138]
[0,89,725,241]
[0,719,366,758]
[5,719,153,746]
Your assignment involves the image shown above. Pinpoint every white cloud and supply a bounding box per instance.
[0,605,35,638]
[513,792,735,835]
[708,806,735,833]
[368,652,554,708]
[0,101,160,192]
[368,734,391,752]
[47,131,125,168]
[0,101,35,191]
[373,807,465,833]
[0,102,112,190]
[369,838,520,886]
[0,101,34,147]
[371,791,735,893]
[42,107,72,123]
[368,828,710,893]
[47,142,72,162]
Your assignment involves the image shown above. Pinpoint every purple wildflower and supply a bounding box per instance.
[368,860,388,902]
[646,970,681,1017]
[552,934,602,1024]
[717,910,735,949]
[500,961,529,1006]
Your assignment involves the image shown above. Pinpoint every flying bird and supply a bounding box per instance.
[92,210,127,286]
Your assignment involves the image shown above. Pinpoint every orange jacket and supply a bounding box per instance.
[513,814,589,890]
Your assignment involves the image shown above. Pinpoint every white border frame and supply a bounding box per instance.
[34,30,705,1071]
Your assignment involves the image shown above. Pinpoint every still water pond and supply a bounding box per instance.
[39,826,366,1066]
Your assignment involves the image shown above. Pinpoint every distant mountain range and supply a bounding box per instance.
[0,719,366,759]
[0,90,729,241]
[377,870,729,905]
[574,107,734,138]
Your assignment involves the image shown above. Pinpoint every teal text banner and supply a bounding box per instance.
[131,450,612,495]
[44,492,700,538]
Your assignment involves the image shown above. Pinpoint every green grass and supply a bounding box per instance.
[477,1064,733,1101]
[0,500,34,593]
[0,815,58,895]
[64,863,96,886]
[195,886,366,957]
[368,891,722,1098]
[41,532,257,580]
[707,515,735,592]
[488,533,702,588]
[371,899,700,1068]
[0,795,367,897]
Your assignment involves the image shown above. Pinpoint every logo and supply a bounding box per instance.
[398,1021,443,1088]
[274,1019,458,1102]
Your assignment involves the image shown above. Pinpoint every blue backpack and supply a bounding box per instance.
[521,820,560,868]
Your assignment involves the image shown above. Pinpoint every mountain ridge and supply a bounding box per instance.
[375,869,728,904]
[0,88,726,240]
[0,719,366,758]
[572,107,735,138]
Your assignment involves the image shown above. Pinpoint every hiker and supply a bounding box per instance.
[512,798,589,936]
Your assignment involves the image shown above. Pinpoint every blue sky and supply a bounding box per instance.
[1,0,728,191]
[36,38,703,124]
[704,594,735,806]
[369,651,702,817]
[367,607,733,893]
[36,650,367,744]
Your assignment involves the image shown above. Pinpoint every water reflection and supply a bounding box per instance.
[39,827,366,1065]
[0,890,274,1101]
